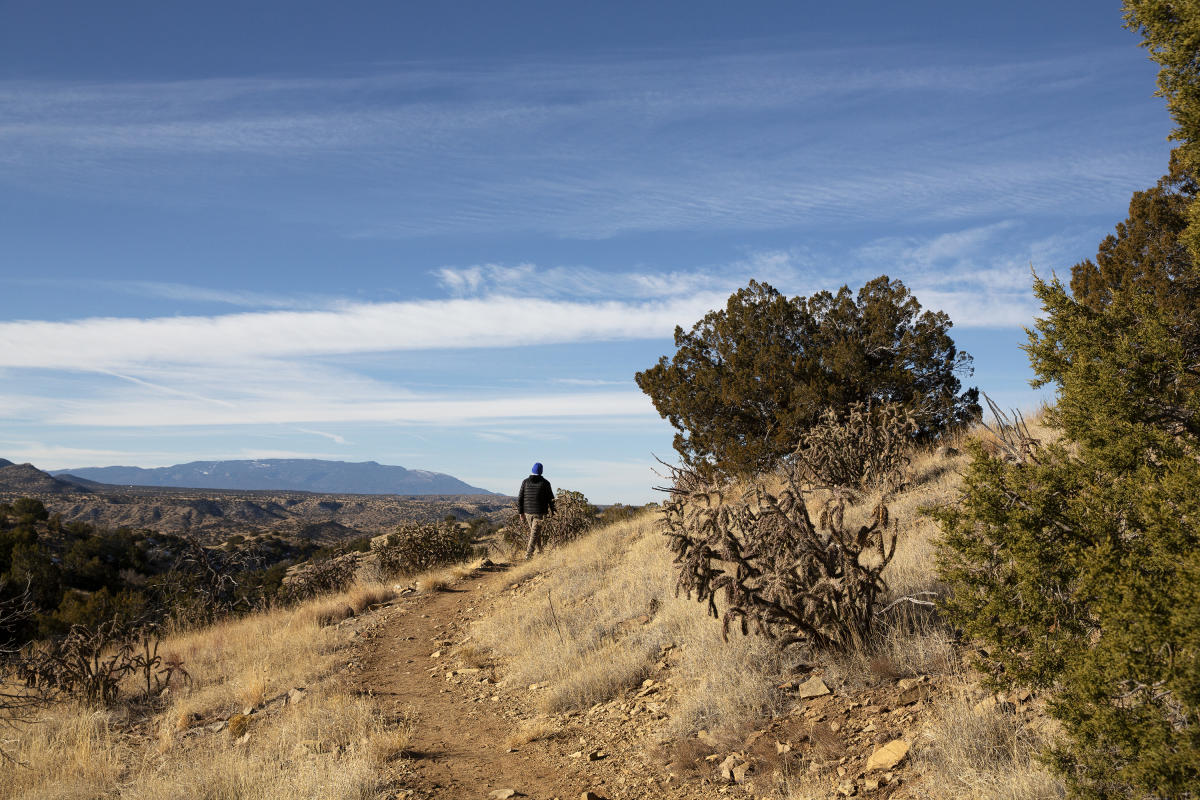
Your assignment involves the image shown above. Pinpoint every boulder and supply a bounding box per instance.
[718,754,744,782]
[796,676,831,698]
[866,739,909,771]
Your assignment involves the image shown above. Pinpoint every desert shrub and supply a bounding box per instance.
[17,620,180,706]
[636,277,978,475]
[660,451,900,651]
[281,555,358,601]
[375,520,473,575]
[0,587,49,739]
[937,166,1200,798]
[595,503,643,527]
[540,489,598,546]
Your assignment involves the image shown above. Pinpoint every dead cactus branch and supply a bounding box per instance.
[978,392,1041,464]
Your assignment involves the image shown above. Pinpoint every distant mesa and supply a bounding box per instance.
[48,458,497,496]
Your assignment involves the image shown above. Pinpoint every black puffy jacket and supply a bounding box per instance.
[517,475,556,516]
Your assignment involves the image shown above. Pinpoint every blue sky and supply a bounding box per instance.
[0,1,1174,502]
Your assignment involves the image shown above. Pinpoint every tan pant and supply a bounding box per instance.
[524,514,545,559]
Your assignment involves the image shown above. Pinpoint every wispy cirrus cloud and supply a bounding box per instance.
[3,386,656,429]
[296,427,349,445]
[0,294,727,371]
[0,46,1167,239]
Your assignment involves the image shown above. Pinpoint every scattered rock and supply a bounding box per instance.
[287,687,307,705]
[488,791,520,799]
[866,739,909,771]
[731,762,751,784]
[587,749,607,761]
[717,754,744,782]
[796,676,831,698]
[580,793,609,800]
[431,650,442,659]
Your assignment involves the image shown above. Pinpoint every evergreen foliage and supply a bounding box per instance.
[635,277,978,475]
[1123,1,1200,260]
[0,499,329,644]
[936,168,1200,798]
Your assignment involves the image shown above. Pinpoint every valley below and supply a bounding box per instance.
[2,486,512,545]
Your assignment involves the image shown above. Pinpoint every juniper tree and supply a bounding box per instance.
[936,167,1200,798]
[1124,1,1200,261]
[635,277,978,475]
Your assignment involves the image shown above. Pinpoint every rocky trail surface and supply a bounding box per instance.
[348,563,725,800]
[345,560,1038,800]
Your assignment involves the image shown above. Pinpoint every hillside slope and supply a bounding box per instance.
[466,446,1064,799]
[0,460,89,494]
[1,441,1064,800]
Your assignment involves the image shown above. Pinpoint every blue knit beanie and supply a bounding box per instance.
[531,462,543,475]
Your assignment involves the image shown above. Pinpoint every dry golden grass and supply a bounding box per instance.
[474,513,787,730]
[415,572,450,593]
[504,716,561,748]
[910,681,1064,800]
[347,583,396,614]
[0,580,413,800]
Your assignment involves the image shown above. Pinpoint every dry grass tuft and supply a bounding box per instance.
[416,572,451,593]
[347,583,396,614]
[368,709,417,764]
[912,682,1064,799]
[504,716,561,748]
[237,668,269,709]
[454,644,491,669]
[295,597,355,628]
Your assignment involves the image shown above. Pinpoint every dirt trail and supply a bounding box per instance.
[353,564,596,800]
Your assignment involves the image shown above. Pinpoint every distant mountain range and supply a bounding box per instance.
[49,459,497,496]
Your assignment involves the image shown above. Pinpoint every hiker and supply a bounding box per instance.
[517,462,556,559]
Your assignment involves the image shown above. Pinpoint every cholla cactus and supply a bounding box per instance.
[375,520,474,575]
[500,488,597,554]
[791,401,917,492]
[661,422,903,651]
